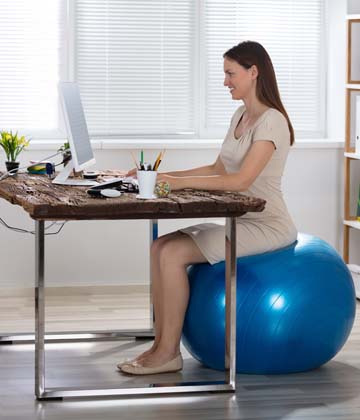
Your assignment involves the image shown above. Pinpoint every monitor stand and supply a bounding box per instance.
[52,160,99,186]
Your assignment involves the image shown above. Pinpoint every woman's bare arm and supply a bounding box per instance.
[126,155,226,177]
[157,141,275,192]
[165,155,227,177]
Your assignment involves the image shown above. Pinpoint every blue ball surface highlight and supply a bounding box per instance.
[182,233,356,374]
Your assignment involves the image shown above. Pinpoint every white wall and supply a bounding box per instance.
[0,144,344,288]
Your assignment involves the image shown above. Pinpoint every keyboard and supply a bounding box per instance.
[87,177,139,195]
[90,178,125,190]
[54,179,99,187]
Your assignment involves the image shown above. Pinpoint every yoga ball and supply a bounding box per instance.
[182,233,356,374]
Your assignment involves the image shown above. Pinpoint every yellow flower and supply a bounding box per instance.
[0,130,30,161]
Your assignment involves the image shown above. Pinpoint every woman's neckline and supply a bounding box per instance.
[233,107,271,140]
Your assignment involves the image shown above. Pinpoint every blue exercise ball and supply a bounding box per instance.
[182,233,356,374]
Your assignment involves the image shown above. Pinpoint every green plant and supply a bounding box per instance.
[0,131,30,162]
[58,141,71,165]
[57,141,70,153]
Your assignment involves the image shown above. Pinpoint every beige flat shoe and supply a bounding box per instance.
[120,354,183,375]
[116,359,135,371]
[117,349,156,370]
[116,355,150,371]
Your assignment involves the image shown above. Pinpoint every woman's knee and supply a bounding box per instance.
[151,238,164,257]
[150,232,181,258]
[158,236,204,268]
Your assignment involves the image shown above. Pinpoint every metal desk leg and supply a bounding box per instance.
[1,220,159,345]
[149,219,158,329]
[225,217,237,388]
[35,217,237,400]
[35,220,45,399]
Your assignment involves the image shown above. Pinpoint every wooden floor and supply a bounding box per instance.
[1,285,360,420]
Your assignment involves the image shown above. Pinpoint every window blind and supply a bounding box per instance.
[0,0,65,136]
[75,0,195,137]
[205,0,325,138]
[0,0,326,140]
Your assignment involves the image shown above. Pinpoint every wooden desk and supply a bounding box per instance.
[0,174,265,220]
[0,174,265,400]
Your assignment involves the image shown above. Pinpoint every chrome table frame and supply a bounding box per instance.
[1,220,158,345]
[34,217,237,400]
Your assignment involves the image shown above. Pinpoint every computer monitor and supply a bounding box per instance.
[53,82,98,186]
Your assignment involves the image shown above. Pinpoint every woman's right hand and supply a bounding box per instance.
[126,167,137,177]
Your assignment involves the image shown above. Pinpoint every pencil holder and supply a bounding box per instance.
[136,170,157,199]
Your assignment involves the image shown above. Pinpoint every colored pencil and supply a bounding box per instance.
[130,151,140,169]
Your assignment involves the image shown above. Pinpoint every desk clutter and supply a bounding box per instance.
[86,169,171,200]
[86,178,138,198]
[2,147,169,199]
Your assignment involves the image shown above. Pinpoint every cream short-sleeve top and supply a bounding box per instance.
[180,105,297,264]
[221,105,295,223]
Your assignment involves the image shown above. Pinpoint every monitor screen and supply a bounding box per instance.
[58,82,95,171]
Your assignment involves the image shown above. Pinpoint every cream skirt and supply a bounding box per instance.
[180,221,297,265]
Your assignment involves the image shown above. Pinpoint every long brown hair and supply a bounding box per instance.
[224,41,294,145]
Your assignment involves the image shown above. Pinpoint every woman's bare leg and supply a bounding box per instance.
[131,234,207,367]
[124,231,184,364]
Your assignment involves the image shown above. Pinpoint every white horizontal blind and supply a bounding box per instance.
[205,0,325,138]
[75,0,195,137]
[0,0,65,136]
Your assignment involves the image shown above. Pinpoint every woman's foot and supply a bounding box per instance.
[120,352,183,375]
[116,344,157,370]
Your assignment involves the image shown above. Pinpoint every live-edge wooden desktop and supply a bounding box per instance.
[0,174,265,400]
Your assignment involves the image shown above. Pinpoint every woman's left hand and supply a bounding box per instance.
[156,173,183,191]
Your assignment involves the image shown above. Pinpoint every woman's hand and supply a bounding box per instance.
[126,169,185,190]
[126,169,183,190]
[156,173,183,190]
[126,167,138,177]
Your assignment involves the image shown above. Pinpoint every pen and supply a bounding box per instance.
[152,151,162,171]
[154,149,166,171]
[153,158,162,171]
[140,149,144,166]
[131,151,140,169]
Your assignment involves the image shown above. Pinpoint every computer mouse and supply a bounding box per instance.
[100,189,121,198]
[83,171,100,180]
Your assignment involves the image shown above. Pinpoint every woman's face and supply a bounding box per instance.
[223,57,257,100]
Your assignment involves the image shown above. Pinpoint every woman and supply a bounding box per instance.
[118,40,297,375]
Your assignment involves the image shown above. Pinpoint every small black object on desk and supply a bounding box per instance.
[87,178,139,197]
